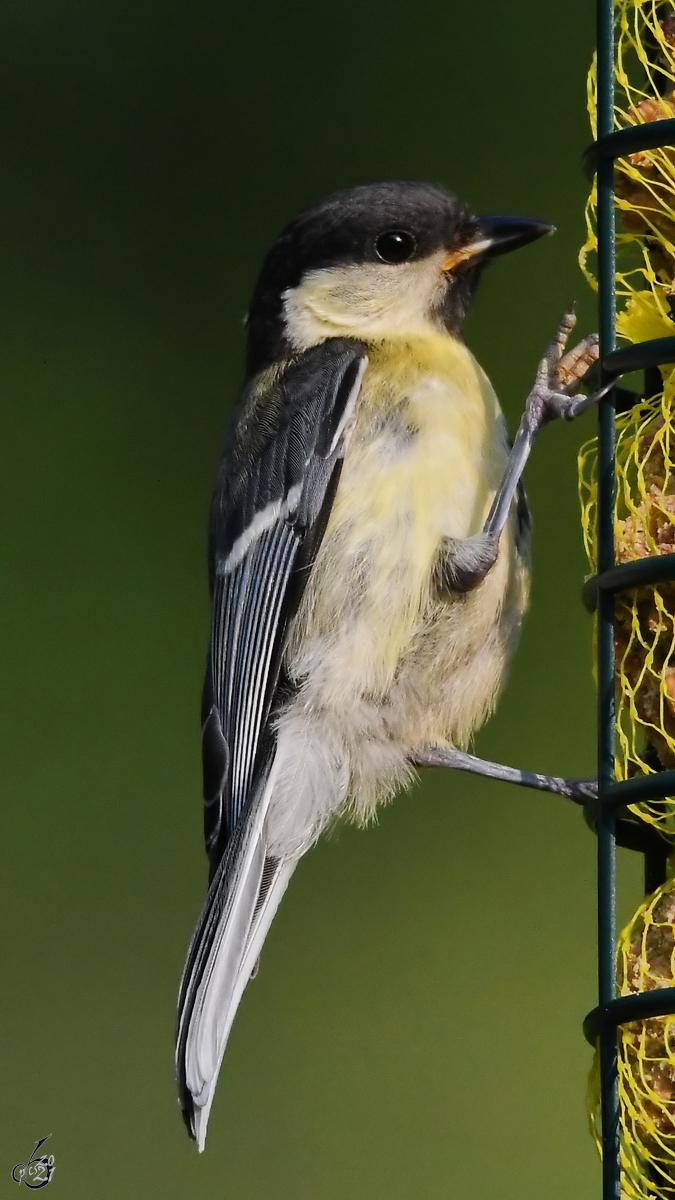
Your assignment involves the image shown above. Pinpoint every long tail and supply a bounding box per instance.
[176,754,296,1151]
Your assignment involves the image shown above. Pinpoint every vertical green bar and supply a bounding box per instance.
[596,0,619,1195]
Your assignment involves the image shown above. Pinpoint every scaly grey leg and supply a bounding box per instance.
[485,310,602,538]
[410,744,596,804]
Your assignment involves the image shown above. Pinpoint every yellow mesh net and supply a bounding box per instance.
[589,877,675,1200]
[579,0,675,834]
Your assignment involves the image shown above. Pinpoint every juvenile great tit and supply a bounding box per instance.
[176,179,598,1150]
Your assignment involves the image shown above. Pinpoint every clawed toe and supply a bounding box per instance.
[544,389,593,421]
[544,307,578,371]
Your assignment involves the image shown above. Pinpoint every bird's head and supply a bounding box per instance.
[244,180,553,374]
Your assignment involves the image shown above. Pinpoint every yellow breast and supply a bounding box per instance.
[287,331,512,700]
[350,332,507,534]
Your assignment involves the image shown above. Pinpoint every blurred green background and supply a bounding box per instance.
[0,1,644,1196]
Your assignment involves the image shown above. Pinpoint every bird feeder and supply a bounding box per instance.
[579,2,675,1197]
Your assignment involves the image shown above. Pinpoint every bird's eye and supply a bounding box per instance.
[374,229,417,264]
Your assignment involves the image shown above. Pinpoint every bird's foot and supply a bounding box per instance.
[525,309,600,429]
[481,310,601,546]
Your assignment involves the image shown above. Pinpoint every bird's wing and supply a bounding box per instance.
[176,338,367,1149]
[204,338,368,867]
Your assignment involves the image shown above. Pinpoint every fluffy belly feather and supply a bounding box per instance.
[267,333,530,856]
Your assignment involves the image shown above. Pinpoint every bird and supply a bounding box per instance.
[175,179,598,1150]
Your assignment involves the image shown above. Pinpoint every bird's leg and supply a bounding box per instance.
[446,310,604,592]
[422,312,602,799]
[410,745,596,804]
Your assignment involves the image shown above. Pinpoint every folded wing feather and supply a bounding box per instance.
[175,341,368,1147]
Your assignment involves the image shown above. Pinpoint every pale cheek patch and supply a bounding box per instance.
[282,255,449,349]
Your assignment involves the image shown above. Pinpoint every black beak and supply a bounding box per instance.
[474,214,555,259]
[441,215,554,273]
